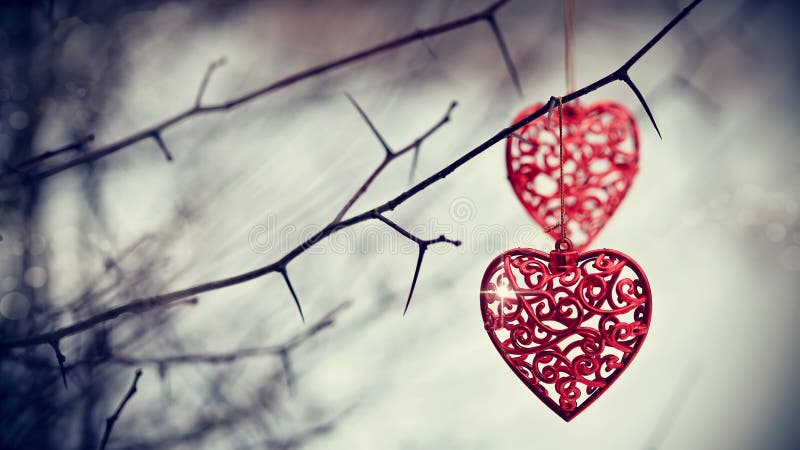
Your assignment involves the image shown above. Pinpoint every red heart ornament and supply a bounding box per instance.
[506,101,640,251]
[479,239,651,421]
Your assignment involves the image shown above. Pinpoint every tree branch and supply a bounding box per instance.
[0,0,513,187]
[150,131,173,162]
[620,72,661,138]
[408,146,420,184]
[106,302,347,367]
[345,93,393,156]
[374,213,461,314]
[279,268,304,323]
[0,0,704,351]
[545,95,557,128]
[195,57,227,107]
[98,368,143,450]
[10,134,94,171]
[50,340,68,389]
[485,15,522,95]
[333,97,456,223]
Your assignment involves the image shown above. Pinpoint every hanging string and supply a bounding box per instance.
[563,0,576,93]
[558,96,566,240]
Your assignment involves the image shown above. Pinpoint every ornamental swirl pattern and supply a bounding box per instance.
[506,101,640,251]
[479,245,651,421]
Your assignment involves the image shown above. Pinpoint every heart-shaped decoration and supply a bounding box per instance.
[506,101,640,251]
[479,239,651,421]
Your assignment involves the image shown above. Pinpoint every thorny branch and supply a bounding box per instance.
[0,0,704,354]
[279,268,304,323]
[256,421,337,450]
[195,57,227,107]
[333,95,457,223]
[98,368,143,450]
[46,302,348,373]
[0,0,515,187]
[374,213,461,314]
[50,340,68,389]
[1,99,463,352]
[8,134,94,172]
[110,302,346,395]
[642,0,766,119]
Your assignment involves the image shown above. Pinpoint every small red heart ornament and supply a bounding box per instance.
[480,238,651,421]
[506,101,640,251]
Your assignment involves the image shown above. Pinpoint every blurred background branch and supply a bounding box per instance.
[0,0,517,187]
[0,0,700,356]
[0,0,798,449]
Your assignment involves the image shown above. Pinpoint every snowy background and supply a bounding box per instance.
[2,0,799,448]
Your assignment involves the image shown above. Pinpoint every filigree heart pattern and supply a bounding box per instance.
[506,101,640,251]
[479,241,651,421]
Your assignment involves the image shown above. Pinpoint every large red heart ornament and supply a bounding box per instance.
[506,101,640,251]
[480,239,651,421]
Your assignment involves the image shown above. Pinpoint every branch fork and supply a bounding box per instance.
[0,0,705,358]
[1,0,516,187]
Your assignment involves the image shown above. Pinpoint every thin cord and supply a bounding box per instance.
[560,2,574,244]
[563,0,576,93]
[558,96,566,239]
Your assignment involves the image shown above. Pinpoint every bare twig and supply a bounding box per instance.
[98,368,143,450]
[408,146,421,184]
[18,302,345,383]
[485,14,522,95]
[0,0,514,187]
[638,0,763,119]
[279,268,304,323]
[10,134,94,171]
[50,340,68,389]
[620,72,661,138]
[107,302,347,367]
[374,213,461,313]
[510,132,534,147]
[418,31,438,59]
[257,421,337,450]
[195,57,227,107]
[546,96,557,128]
[345,93,392,156]
[333,96,456,223]
[0,0,704,351]
[150,131,173,162]
[279,349,294,393]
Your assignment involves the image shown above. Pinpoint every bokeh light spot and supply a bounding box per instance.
[24,267,47,289]
[9,111,29,130]
[0,292,30,320]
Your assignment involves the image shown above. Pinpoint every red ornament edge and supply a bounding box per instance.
[479,246,653,422]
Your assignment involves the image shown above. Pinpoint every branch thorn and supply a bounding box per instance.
[511,132,534,147]
[98,368,143,450]
[279,349,295,393]
[279,268,305,323]
[50,340,68,390]
[620,71,661,139]
[404,245,426,316]
[151,131,173,162]
[345,93,393,156]
[374,214,459,315]
[408,146,420,185]
[485,15,522,96]
[546,96,558,129]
